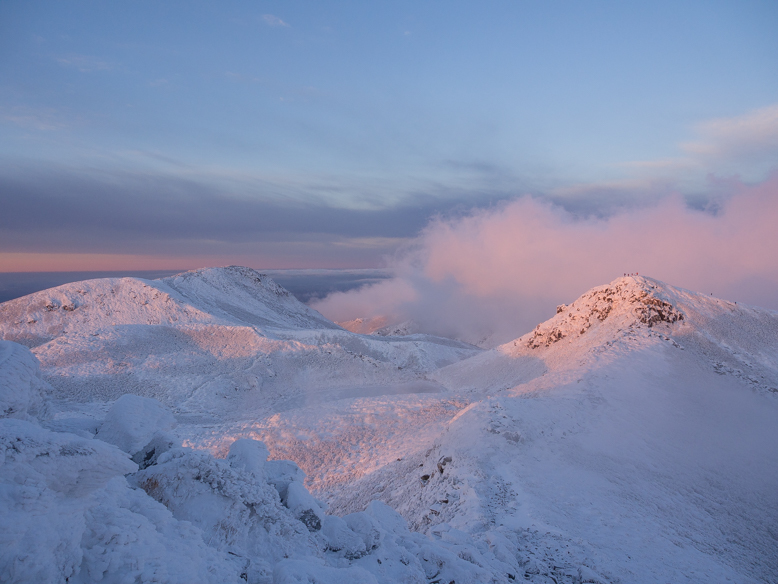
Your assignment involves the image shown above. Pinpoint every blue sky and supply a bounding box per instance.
[1,0,777,271]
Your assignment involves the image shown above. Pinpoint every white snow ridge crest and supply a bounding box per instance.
[1,268,777,584]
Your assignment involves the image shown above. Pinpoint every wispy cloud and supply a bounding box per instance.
[624,103,778,179]
[55,54,113,72]
[261,14,289,28]
[0,106,69,131]
[682,103,778,159]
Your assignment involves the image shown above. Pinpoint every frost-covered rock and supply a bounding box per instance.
[321,515,368,559]
[343,511,383,552]
[363,500,410,536]
[0,418,136,497]
[227,438,270,478]
[283,480,326,532]
[0,418,239,584]
[97,394,176,455]
[0,341,49,420]
[134,447,317,564]
[131,430,177,470]
[265,458,307,497]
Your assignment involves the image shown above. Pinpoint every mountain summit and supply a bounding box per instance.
[525,275,685,349]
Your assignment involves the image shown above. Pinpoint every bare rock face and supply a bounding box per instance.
[633,293,684,327]
[526,277,685,349]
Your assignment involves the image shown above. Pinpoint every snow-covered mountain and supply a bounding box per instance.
[2,270,777,583]
[329,276,778,583]
[0,267,479,414]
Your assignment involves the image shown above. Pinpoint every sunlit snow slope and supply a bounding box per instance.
[330,276,778,584]
[0,266,479,415]
[2,340,519,584]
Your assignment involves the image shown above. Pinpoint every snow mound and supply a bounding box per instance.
[96,394,176,454]
[2,384,523,584]
[0,417,246,584]
[0,340,515,583]
[0,341,49,419]
[161,266,340,331]
[0,267,337,350]
[0,267,480,409]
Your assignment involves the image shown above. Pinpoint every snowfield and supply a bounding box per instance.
[1,267,777,583]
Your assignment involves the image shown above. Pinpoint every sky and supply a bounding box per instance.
[1,1,777,328]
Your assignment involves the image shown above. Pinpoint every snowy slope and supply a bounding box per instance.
[0,267,480,413]
[1,340,531,584]
[0,266,337,348]
[322,276,778,583]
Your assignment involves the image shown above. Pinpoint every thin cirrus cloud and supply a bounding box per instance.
[55,54,113,73]
[0,105,69,131]
[681,103,778,159]
[624,103,778,178]
[261,14,289,28]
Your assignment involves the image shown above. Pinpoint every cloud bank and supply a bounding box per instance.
[313,174,778,346]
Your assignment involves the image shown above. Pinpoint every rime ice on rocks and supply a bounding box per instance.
[526,276,684,349]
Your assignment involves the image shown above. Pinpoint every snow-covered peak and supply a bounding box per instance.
[160,266,339,331]
[512,275,778,392]
[522,275,686,350]
[0,266,340,348]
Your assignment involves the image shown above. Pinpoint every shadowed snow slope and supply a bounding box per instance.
[1,272,777,584]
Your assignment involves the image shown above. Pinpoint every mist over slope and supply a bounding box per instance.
[1,268,777,583]
[297,276,778,583]
[312,177,778,347]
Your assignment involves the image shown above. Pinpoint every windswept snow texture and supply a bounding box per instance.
[0,340,518,584]
[2,269,778,583]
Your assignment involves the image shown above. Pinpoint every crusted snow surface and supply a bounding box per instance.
[2,272,777,583]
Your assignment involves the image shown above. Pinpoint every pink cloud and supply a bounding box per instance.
[313,174,778,345]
